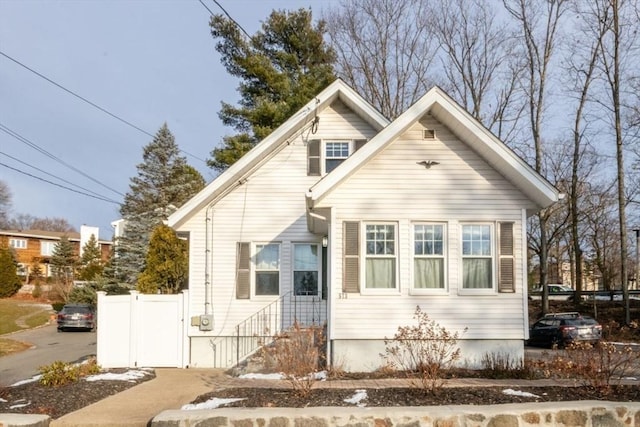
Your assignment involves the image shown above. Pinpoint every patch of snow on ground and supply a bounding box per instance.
[238,371,328,381]
[11,375,41,387]
[85,370,151,382]
[0,398,7,403]
[238,372,285,380]
[503,389,540,398]
[182,398,246,410]
[9,401,31,409]
[314,371,327,380]
[344,389,368,406]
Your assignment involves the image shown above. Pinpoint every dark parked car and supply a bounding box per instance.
[527,312,602,348]
[57,304,95,332]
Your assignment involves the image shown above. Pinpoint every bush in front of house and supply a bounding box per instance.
[39,358,101,387]
[262,323,326,396]
[382,305,466,394]
[534,340,636,392]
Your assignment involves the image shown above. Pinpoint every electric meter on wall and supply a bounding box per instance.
[199,314,213,331]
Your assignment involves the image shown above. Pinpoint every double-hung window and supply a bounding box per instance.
[255,244,280,296]
[413,223,445,291]
[364,223,397,290]
[461,224,493,289]
[293,244,319,296]
[325,141,351,173]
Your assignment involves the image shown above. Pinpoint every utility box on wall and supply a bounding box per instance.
[199,314,213,331]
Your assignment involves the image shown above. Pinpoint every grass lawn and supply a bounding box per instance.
[0,298,53,357]
[0,298,52,335]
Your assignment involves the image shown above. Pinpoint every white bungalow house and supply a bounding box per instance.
[167,79,559,371]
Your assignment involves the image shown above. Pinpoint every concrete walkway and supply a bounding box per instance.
[48,368,625,427]
[51,368,221,427]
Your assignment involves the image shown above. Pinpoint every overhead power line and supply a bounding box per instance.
[199,0,251,38]
[0,162,119,205]
[0,50,208,165]
[0,123,125,197]
[0,150,120,204]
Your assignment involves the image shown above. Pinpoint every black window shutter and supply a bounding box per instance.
[498,222,515,293]
[236,242,251,299]
[343,221,360,293]
[308,139,321,176]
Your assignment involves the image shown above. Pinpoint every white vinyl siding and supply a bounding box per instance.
[320,117,529,341]
[174,98,377,339]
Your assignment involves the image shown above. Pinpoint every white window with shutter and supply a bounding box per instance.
[363,223,398,293]
[460,223,495,293]
[307,139,367,176]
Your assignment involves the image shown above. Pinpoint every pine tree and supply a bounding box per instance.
[207,8,336,171]
[137,224,188,294]
[117,124,204,285]
[0,247,21,297]
[50,236,77,301]
[77,234,104,281]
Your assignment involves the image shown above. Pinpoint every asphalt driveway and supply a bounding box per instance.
[0,322,96,386]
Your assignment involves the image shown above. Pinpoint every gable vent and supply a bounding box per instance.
[423,129,436,139]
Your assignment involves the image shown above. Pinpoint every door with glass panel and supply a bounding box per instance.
[289,243,324,327]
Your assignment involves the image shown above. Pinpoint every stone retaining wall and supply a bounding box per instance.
[152,401,640,427]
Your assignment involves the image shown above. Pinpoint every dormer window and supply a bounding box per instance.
[307,139,367,176]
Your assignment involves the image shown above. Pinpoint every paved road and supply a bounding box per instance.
[0,323,96,386]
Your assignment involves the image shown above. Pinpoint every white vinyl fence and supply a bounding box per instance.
[96,290,189,368]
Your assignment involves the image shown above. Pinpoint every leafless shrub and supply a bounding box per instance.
[534,341,636,392]
[382,306,466,393]
[263,322,326,396]
[479,351,537,379]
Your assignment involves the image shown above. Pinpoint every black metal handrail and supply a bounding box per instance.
[233,291,326,366]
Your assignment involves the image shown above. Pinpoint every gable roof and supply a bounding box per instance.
[168,78,390,229]
[306,86,560,214]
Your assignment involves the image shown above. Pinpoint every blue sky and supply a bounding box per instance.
[0,0,335,240]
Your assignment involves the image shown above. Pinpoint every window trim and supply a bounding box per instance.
[252,242,281,298]
[410,222,448,295]
[292,242,321,298]
[361,222,400,295]
[458,223,496,294]
[41,240,56,256]
[9,238,27,249]
[323,140,354,174]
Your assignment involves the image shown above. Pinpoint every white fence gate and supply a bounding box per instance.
[96,290,189,368]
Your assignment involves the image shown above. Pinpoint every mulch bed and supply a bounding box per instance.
[0,369,155,419]
[189,384,640,408]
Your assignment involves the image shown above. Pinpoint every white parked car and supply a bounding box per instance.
[528,284,575,301]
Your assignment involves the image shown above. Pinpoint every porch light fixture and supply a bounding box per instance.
[322,236,328,247]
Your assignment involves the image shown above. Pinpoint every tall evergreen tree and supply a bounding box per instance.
[207,8,336,172]
[0,247,21,297]
[50,236,77,301]
[77,234,104,281]
[137,224,188,294]
[117,123,205,285]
